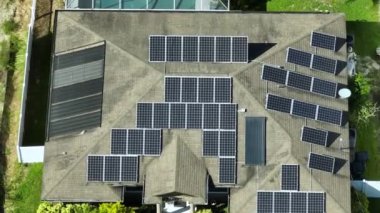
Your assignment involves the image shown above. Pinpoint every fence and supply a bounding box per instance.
[16,0,45,163]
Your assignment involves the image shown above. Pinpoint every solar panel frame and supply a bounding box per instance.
[265,94,292,113]
[308,192,326,213]
[286,71,312,91]
[181,77,198,102]
[87,155,104,182]
[127,129,144,155]
[198,78,214,103]
[219,157,236,184]
[311,54,338,74]
[215,36,232,62]
[104,156,121,182]
[144,129,162,156]
[291,192,307,213]
[317,106,343,125]
[281,164,300,191]
[308,152,335,173]
[165,77,181,102]
[311,78,338,98]
[121,156,139,182]
[149,36,166,62]
[110,128,127,155]
[166,36,182,62]
[199,36,215,62]
[301,126,328,146]
[136,103,153,128]
[261,65,288,85]
[186,103,203,129]
[214,77,231,103]
[182,36,199,62]
[232,36,248,63]
[153,103,169,128]
[286,48,312,67]
[219,131,236,157]
[219,104,236,130]
[203,104,220,129]
[273,192,290,213]
[169,103,186,128]
[311,31,337,51]
[203,130,219,157]
[257,191,274,213]
[291,100,317,119]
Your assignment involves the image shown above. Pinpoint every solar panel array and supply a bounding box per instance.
[257,191,326,213]
[203,130,236,157]
[265,94,344,126]
[149,36,248,63]
[286,48,345,74]
[136,103,237,130]
[301,126,328,147]
[281,165,300,191]
[261,65,339,98]
[308,152,335,173]
[165,77,232,103]
[311,32,337,51]
[110,129,162,156]
[87,155,139,182]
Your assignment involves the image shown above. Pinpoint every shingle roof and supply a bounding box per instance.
[42,10,350,213]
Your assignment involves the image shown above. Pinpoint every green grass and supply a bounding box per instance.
[347,21,380,57]
[8,163,43,213]
[267,0,379,21]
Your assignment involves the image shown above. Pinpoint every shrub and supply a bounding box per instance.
[1,19,19,35]
[351,188,370,213]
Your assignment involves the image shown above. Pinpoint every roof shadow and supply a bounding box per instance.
[335,60,347,75]
[326,131,340,147]
[248,43,277,61]
[334,37,346,52]
[341,111,349,126]
[333,157,347,174]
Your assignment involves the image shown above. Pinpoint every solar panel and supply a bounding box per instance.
[257,192,274,213]
[136,103,152,128]
[219,157,236,184]
[311,55,337,74]
[153,103,169,128]
[232,37,248,62]
[266,94,292,113]
[308,152,335,173]
[219,131,235,157]
[144,129,161,156]
[199,37,215,62]
[121,156,139,182]
[286,48,312,67]
[169,103,186,128]
[87,155,104,181]
[215,78,231,103]
[181,77,197,102]
[110,129,127,154]
[281,165,299,191]
[198,78,214,102]
[291,100,317,119]
[127,129,144,155]
[183,36,198,62]
[219,104,236,130]
[149,36,165,62]
[317,106,343,125]
[301,126,328,146]
[104,156,121,182]
[261,65,287,85]
[312,78,337,98]
[203,130,219,157]
[274,192,290,213]
[186,103,203,129]
[203,104,219,129]
[165,77,181,102]
[166,36,182,62]
[287,72,312,91]
[311,32,336,51]
[291,192,307,213]
[308,192,326,213]
[216,37,231,62]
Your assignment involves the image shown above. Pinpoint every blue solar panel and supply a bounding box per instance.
[286,48,312,67]
[291,100,317,119]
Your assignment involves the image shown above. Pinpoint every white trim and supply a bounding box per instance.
[310,77,314,92]
[310,54,314,68]
[315,105,319,120]
[334,59,338,75]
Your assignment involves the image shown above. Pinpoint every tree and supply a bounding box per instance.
[351,188,370,213]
